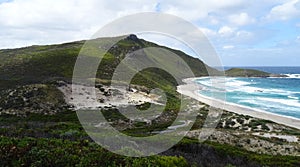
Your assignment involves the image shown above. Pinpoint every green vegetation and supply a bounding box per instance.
[0,35,299,166]
[0,136,188,167]
[204,141,300,167]
[225,68,271,77]
[0,84,68,116]
[0,35,216,90]
[248,119,271,131]
[1,110,299,166]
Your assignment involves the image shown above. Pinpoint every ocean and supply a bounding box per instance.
[195,67,300,119]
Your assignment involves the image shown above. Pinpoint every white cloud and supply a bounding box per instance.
[228,12,256,26]
[223,45,235,49]
[0,0,290,49]
[0,0,158,48]
[197,26,259,50]
[159,0,246,21]
[218,26,236,37]
[210,18,219,25]
[199,27,217,37]
[266,0,300,20]
[236,30,254,39]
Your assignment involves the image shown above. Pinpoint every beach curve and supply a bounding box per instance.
[177,77,300,130]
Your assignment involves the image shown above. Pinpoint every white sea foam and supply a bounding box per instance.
[285,74,300,79]
[198,78,251,93]
[196,77,227,91]
[199,78,299,97]
[226,79,250,87]
[234,86,263,93]
[288,95,299,100]
[194,76,300,120]
[236,86,295,96]
[261,88,293,96]
[238,99,267,106]
[257,97,300,108]
[238,99,299,112]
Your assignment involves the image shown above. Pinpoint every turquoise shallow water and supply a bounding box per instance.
[195,77,300,119]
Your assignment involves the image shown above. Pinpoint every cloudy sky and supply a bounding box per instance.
[0,0,299,66]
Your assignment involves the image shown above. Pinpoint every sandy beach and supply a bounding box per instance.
[177,77,300,130]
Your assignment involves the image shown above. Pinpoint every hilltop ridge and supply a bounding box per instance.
[0,34,218,90]
[225,68,287,77]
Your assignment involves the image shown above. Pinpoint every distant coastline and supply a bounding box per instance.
[177,77,300,130]
[218,66,300,74]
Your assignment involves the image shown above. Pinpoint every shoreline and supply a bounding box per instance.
[177,77,300,130]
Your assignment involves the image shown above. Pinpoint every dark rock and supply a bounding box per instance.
[95,84,103,89]
[99,98,105,103]
[126,34,138,41]
[269,74,288,77]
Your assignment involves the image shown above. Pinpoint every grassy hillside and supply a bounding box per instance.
[225,68,271,77]
[0,41,84,89]
[0,35,217,90]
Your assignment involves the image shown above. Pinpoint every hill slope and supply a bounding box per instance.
[0,35,218,90]
[0,34,219,115]
[226,68,270,77]
[225,68,286,77]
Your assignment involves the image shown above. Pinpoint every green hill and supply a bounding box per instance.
[0,34,218,90]
[225,68,284,77]
[0,34,220,115]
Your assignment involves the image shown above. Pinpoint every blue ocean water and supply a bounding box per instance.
[195,67,300,119]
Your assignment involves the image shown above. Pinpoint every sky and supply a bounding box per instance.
[0,0,299,66]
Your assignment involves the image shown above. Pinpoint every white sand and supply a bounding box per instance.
[58,84,161,110]
[177,77,300,130]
